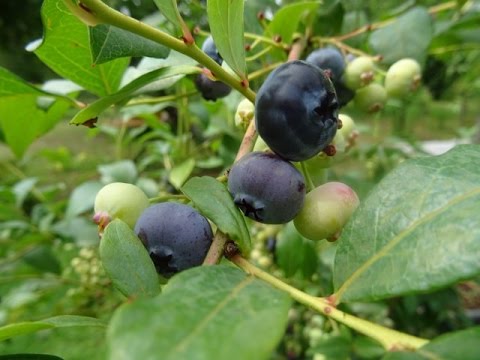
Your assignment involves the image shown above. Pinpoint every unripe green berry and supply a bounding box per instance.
[385,58,421,98]
[293,182,359,241]
[354,83,387,113]
[338,114,356,139]
[93,182,149,230]
[234,98,255,129]
[344,56,375,90]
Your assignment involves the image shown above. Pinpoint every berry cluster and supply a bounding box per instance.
[304,47,422,113]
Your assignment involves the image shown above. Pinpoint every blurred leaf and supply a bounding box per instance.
[266,1,321,44]
[382,327,480,360]
[90,24,170,65]
[276,222,318,278]
[308,335,350,360]
[100,220,160,298]
[153,0,184,32]
[0,355,63,360]
[369,7,432,65]
[313,0,345,37]
[98,160,138,184]
[181,177,251,254]
[169,159,195,189]
[0,67,71,157]
[13,178,38,208]
[0,316,105,342]
[34,0,128,96]
[52,217,99,246]
[334,145,480,302]
[353,336,385,359]
[65,181,103,218]
[70,65,198,125]
[207,0,247,80]
[23,245,61,274]
[107,265,291,360]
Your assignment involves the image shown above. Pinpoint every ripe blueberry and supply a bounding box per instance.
[194,73,232,101]
[294,182,359,241]
[201,35,223,65]
[93,182,149,231]
[305,47,345,82]
[255,60,339,162]
[228,151,306,224]
[134,202,213,278]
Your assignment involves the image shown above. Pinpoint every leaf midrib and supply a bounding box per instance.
[334,186,480,302]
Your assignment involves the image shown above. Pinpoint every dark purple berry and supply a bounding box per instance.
[201,36,223,65]
[134,203,213,278]
[305,47,345,82]
[195,73,231,101]
[228,152,306,224]
[255,60,339,161]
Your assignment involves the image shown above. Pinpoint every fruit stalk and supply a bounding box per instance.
[65,0,256,103]
[231,255,429,351]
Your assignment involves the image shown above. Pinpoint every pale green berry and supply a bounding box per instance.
[344,56,375,90]
[294,182,359,241]
[354,83,387,113]
[385,58,421,98]
[93,182,149,230]
[234,98,255,129]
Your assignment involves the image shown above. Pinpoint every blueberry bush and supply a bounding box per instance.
[1,1,480,359]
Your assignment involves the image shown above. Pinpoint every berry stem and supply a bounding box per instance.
[234,120,257,162]
[66,0,256,103]
[230,255,429,351]
[202,231,229,265]
[299,161,315,192]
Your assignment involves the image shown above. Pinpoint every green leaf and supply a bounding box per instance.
[0,315,105,342]
[98,160,138,184]
[107,265,291,360]
[34,0,128,96]
[333,145,480,302]
[169,158,195,189]
[382,327,480,360]
[0,67,71,157]
[181,177,251,254]
[100,219,160,298]
[65,180,104,218]
[153,0,184,32]
[369,6,433,65]
[70,65,199,125]
[266,1,322,44]
[90,24,170,65]
[207,0,247,80]
[276,222,318,278]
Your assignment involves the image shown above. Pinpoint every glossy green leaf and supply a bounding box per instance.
[369,7,433,65]
[0,67,71,157]
[382,327,480,360]
[153,0,184,31]
[34,0,129,96]
[266,1,321,44]
[100,220,160,298]
[169,158,195,189]
[107,265,291,360]
[70,65,199,125]
[89,24,169,65]
[334,145,480,302]
[207,0,247,80]
[276,222,318,278]
[181,177,251,254]
[0,315,105,342]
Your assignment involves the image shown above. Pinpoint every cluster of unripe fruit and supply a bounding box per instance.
[91,39,381,279]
